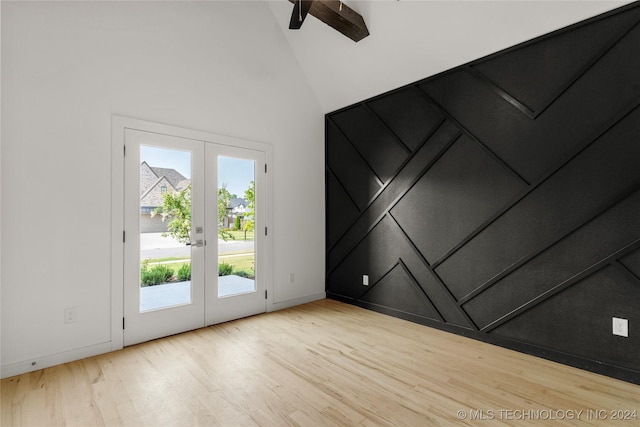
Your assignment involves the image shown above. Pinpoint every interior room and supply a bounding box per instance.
[2,0,639,425]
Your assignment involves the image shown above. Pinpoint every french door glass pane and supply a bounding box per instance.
[218,156,256,297]
[139,145,192,311]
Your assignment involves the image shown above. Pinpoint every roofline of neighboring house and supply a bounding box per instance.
[140,176,176,201]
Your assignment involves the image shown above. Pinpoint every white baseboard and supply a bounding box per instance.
[2,293,326,379]
[1,341,113,379]
[269,292,326,312]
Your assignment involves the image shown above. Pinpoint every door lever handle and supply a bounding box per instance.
[186,239,204,247]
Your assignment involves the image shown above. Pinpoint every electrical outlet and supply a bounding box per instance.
[363,275,369,286]
[64,307,77,323]
[289,273,295,284]
[612,317,628,337]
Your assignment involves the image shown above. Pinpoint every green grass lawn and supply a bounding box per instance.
[220,254,254,273]
[224,230,254,241]
[142,253,255,279]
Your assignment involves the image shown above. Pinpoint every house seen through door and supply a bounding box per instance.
[123,128,267,346]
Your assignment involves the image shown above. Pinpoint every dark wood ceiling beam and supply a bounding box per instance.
[288,0,370,42]
[289,0,313,30]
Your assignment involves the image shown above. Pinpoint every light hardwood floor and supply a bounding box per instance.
[2,299,638,426]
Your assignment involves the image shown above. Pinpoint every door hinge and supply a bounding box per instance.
[123,230,126,243]
[265,290,267,299]
[123,145,126,156]
[265,227,268,236]
[265,164,267,173]
[123,317,125,330]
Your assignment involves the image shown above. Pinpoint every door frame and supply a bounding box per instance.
[111,115,273,351]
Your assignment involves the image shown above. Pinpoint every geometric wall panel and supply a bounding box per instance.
[326,120,460,267]
[326,2,640,384]
[326,120,381,210]
[420,22,640,183]
[471,7,640,116]
[620,249,640,279]
[463,188,640,330]
[360,263,442,322]
[391,135,525,264]
[326,171,360,248]
[492,265,640,372]
[328,215,413,300]
[331,105,410,183]
[435,106,640,300]
[368,87,444,151]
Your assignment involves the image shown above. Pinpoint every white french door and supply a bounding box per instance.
[206,144,266,326]
[123,127,267,346]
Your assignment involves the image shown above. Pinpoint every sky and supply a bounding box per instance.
[218,156,255,197]
[141,146,254,197]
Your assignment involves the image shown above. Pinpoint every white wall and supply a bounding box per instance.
[1,1,325,377]
[268,0,632,112]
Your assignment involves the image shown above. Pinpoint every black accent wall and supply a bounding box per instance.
[325,2,640,384]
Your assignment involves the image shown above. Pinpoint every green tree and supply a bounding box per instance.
[243,180,255,234]
[153,184,192,244]
[152,182,235,243]
[217,184,234,241]
[218,184,231,225]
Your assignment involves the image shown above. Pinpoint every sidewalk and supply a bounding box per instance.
[140,275,255,311]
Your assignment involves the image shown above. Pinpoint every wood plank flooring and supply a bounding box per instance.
[2,299,638,426]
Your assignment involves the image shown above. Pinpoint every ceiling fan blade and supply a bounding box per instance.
[289,0,313,30]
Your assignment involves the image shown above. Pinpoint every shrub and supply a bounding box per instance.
[177,263,191,281]
[141,264,173,287]
[234,270,255,280]
[234,216,241,230]
[218,262,233,276]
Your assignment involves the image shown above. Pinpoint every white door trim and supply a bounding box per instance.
[111,115,273,350]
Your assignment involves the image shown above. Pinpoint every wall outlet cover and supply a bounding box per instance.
[612,317,628,337]
[64,307,77,323]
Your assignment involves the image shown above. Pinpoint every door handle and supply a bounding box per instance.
[186,239,204,247]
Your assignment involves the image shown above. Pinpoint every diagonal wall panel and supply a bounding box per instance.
[435,104,640,299]
[326,170,360,248]
[368,87,444,151]
[327,120,459,268]
[360,262,442,322]
[492,265,640,372]
[620,249,640,278]
[391,135,525,264]
[463,187,640,329]
[326,2,640,384]
[331,105,410,183]
[471,7,640,116]
[420,22,640,183]
[326,119,381,210]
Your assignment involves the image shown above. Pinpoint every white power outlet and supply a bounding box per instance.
[612,317,628,337]
[363,275,369,286]
[64,307,77,323]
[289,273,295,284]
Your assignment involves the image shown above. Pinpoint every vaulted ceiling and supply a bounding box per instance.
[266,0,632,112]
